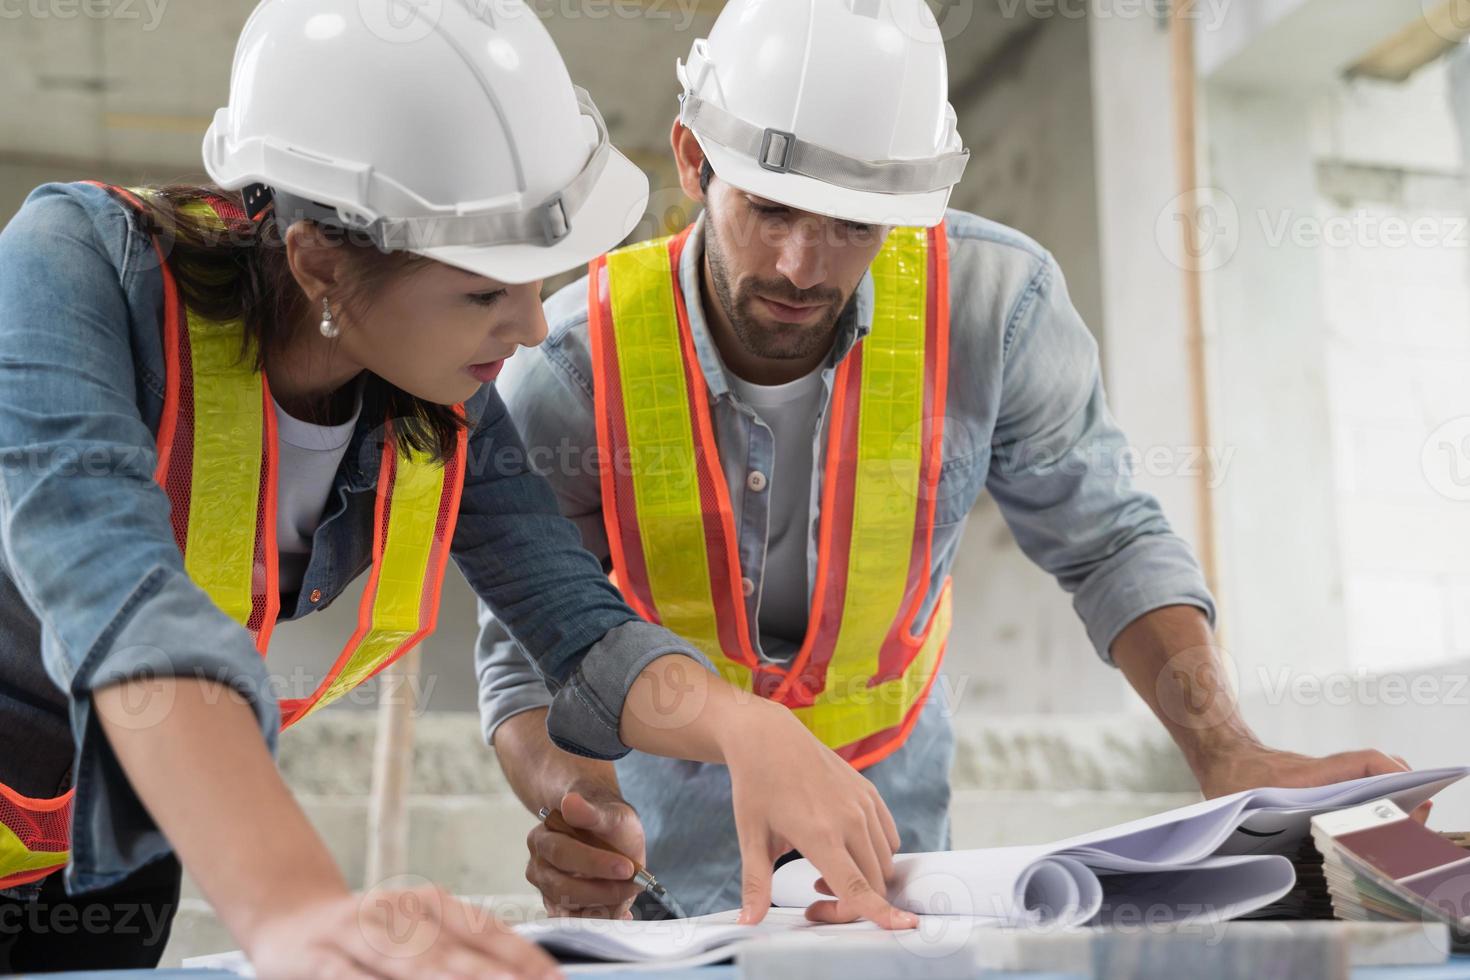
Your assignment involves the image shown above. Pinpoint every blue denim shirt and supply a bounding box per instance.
[474,210,1217,914]
[0,182,703,900]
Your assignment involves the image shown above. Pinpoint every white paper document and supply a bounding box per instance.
[518,907,988,973]
[770,766,1467,930]
[186,767,1468,971]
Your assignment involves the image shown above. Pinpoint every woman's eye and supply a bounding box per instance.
[470,289,508,307]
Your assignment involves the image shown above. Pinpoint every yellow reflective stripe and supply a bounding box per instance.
[299,630,417,723]
[715,658,753,692]
[182,300,262,628]
[606,239,725,662]
[0,820,67,880]
[792,587,950,747]
[821,227,930,692]
[300,447,445,719]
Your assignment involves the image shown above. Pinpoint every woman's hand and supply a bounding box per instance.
[245,884,561,980]
[618,655,916,931]
[721,699,916,929]
[93,678,559,977]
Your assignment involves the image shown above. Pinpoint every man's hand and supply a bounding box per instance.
[493,709,647,918]
[1110,607,1431,822]
[526,787,647,919]
[1194,743,1431,821]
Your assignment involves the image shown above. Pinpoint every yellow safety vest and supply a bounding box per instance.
[587,224,953,770]
[0,185,467,889]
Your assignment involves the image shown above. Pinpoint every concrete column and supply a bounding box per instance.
[1201,86,1350,713]
[1086,9,1207,561]
[1453,44,1470,180]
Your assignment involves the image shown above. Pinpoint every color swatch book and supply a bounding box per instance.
[1312,798,1470,949]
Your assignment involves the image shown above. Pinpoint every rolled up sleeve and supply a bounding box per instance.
[985,254,1216,664]
[474,605,553,746]
[452,381,707,761]
[0,188,278,891]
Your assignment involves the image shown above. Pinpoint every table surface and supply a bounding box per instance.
[27,960,1470,979]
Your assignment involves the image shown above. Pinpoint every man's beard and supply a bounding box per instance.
[706,222,852,362]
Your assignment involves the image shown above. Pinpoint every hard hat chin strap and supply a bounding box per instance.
[678,92,969,197]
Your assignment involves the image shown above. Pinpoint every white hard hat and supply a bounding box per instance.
[677,0,969,229]
[203,0,649,284]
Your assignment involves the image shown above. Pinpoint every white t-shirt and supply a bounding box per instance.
[724,367,826,645]
[272,390,362,598]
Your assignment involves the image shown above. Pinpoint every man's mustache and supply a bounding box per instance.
[740,279,843,309]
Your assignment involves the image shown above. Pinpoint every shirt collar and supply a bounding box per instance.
[676,212,875,400]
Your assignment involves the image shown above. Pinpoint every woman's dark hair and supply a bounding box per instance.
[112,184,468,465]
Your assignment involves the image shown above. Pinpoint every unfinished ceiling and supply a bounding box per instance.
[0,0,1033,175]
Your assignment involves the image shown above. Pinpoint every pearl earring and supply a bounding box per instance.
[320,297,340,339]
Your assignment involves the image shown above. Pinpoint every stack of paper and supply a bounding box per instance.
[771,767,1468,930]
[1311,798,1470,950]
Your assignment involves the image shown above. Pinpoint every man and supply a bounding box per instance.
[478,0,1419,920]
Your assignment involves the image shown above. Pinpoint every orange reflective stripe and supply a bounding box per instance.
[284,418,466,725]
[0,783,73,889]
[772,339,863,706]
[667,232,760,675]
[255,378,282,654]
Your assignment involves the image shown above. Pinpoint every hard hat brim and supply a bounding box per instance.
[696,134,952,230]
[412,148,651,285]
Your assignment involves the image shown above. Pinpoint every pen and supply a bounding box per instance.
[537,806,688,919]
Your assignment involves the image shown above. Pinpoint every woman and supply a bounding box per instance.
[0,1,910,976]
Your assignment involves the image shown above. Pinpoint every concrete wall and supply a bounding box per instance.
[1199,10,1470,827]
[1316,61,1470,674]
[930,3,1126,718]
[1087,6,1211,580]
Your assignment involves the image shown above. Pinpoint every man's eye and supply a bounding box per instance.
[469,289,508,306]
[751,203,789,217]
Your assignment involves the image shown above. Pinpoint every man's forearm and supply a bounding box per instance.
[492,708,623,813]
[493,654,771,814]
[1110,604,1261,776]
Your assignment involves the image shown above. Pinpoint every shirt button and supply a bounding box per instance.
[741,578,755,597]
[309,589,323,603]
[747,471,768,493]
